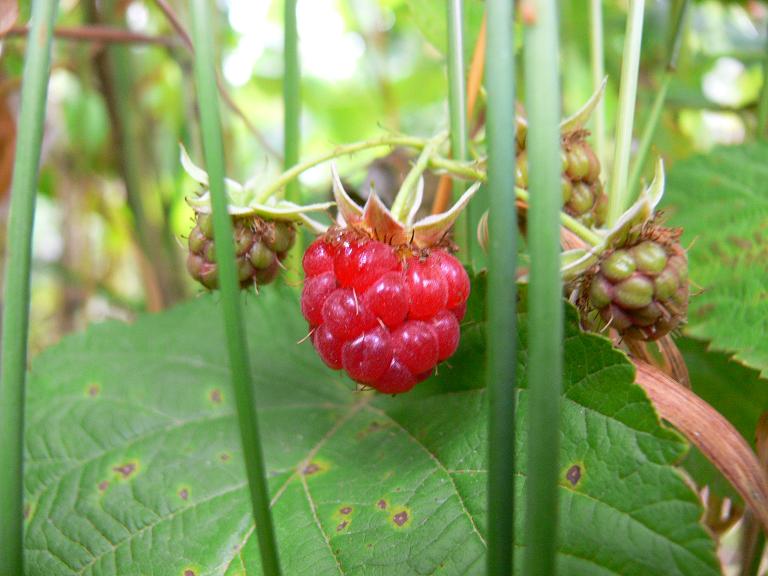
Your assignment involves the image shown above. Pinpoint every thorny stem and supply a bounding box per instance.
[255,134,430,202]
[1,24,177,46]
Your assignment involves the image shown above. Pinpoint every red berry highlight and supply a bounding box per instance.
[303,238,335,277]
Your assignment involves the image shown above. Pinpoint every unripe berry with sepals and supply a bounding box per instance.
[579,227,689,341]
[186,211,295,290]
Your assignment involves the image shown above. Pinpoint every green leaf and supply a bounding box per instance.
[665,142,768,377]
[24,282,719,575]
[678,337,768,500]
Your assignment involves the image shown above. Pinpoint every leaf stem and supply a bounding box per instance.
[589,0,607,169]
[446,0,470,253]
[189,1,281,574]
[627,0,689,197]
[0,0,59,573]
[523,0,564,573]
[255,134,429,202]
[607,0,646,225]
[485,0,518,573]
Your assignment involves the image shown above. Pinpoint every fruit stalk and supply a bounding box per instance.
[523,0,564,574]
[391,132,446,221]
[255,134,429,203]
[189,1,281,573]
[607,0,646,225]
[0,0,59,573]
[484,0,518,572]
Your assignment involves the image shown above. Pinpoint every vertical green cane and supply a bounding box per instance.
[0,1,60,574]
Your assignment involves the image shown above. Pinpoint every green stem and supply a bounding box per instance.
[627,0,689,197]
[589,0,607,169]
[256,134,428,202]
[189,1,281,574]
[758,19,768,139]
[485,0,517,573]
[0,1,59,574]
[427,156,603,247]
[391,133,446,221]
[607,0,646,225]
[523,0,563,573]
[283,0,300,202]
[446,0,469,253]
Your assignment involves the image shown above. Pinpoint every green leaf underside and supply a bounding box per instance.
[678,337,768,501]
[24,283,719,575]
[665,142,768,377]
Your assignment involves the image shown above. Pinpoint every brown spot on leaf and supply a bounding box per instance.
[356,420,389,439]
[87,383,101,397]
[393,511,409,526]
[377,499,387,510]
[220,452,231,462]
[303,463,320,475]
[695,303,716,318]
[566,465,582,486]
[340,506,352,515]
[336,520,348,532]
[23,504,30,519]
[179,488,189,501]
[98,481,109,492]
[727,235,751,251]
[113,463,136,478]
[184,571,196,576]
[209,389,222,404]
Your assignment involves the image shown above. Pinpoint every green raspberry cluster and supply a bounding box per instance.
[186,212,296,290]
[582,230,688,341]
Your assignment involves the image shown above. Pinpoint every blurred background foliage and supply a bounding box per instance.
[0,0,766,358]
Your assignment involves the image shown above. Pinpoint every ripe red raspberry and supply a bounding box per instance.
[300,231,470,394]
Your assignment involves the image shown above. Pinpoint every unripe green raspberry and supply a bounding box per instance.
[614,275,654,309]
[185,211,296,290]
[602,250,636,282]
[631,241,668,274]
[579,230,689,341]
[566,145,590,180]
[568,182,595,216]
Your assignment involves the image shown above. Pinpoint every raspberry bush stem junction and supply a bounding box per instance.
[256,134,431,203]
[391,132,448,223]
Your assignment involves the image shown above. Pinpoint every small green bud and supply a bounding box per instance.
[653,268,678,300]
[233,224,254,256]
[198,212,214,239]
[561,177,572,203]
[269,222,296,253]
[188,227,207,255]
[566,145,590,180]
[589,275,613,308]
[237,258,255,282]
[249,241,275,269]
[602,250,636,282]
[614,275,654,309]
[568,182,594,215]
[631,241,668,275]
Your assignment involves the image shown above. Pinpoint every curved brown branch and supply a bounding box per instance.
[1,25,177,46]
[634,361,768,532]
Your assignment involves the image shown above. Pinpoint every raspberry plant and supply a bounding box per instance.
[3,0,768,575]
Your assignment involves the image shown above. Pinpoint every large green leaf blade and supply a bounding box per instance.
[24,283,719,575]
[665,142,768,377]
